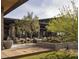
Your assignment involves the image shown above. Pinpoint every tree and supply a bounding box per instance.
[32,16,40,38]
[46,0,78,42]
[15,12,40,39]
[15,20,24,38]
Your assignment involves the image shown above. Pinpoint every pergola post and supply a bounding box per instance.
[1,7,4,50]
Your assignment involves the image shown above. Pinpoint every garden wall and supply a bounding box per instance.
[36,42,78,50]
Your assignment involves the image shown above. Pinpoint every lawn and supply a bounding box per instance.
[17,49,78,59]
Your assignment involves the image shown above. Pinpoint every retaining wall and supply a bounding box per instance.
[36,42,78,50]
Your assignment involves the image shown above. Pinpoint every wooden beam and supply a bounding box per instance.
[4,0,28,15]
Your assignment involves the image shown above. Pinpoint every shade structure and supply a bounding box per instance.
[2,0,28,15]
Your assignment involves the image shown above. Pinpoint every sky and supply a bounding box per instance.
[4,0,78,19]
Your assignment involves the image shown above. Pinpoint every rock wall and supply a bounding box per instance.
[36,42,78,50]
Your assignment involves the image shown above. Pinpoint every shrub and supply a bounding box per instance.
[41,50,77,59]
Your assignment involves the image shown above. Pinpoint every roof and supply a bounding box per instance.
[2,0,28,15]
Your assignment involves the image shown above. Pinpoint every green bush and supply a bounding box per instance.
[41,50,78,59]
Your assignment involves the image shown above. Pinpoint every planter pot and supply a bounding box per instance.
[3,40,13,49]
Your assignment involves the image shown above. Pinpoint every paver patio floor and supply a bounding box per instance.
[1,43,52,59]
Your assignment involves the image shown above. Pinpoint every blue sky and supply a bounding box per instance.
[4,0,78,19]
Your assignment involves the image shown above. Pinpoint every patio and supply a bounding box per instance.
[1,42,77,59]
[1,43,52,59]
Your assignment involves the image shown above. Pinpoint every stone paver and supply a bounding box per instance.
[1,44,51,59]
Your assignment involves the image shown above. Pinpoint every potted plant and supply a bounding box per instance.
[3,36,13,49]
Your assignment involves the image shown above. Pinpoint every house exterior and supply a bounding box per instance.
[39,18,57,37]
[4,17,58,39]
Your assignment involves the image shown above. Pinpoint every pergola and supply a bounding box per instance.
[1,0,28,49]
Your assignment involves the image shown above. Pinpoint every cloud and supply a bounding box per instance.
[4,0,78,19]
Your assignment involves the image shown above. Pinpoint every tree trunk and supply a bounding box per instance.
[38,31,40,38]
[30,32,33,39]
[25,32,27,39]
[11,25,16,43]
